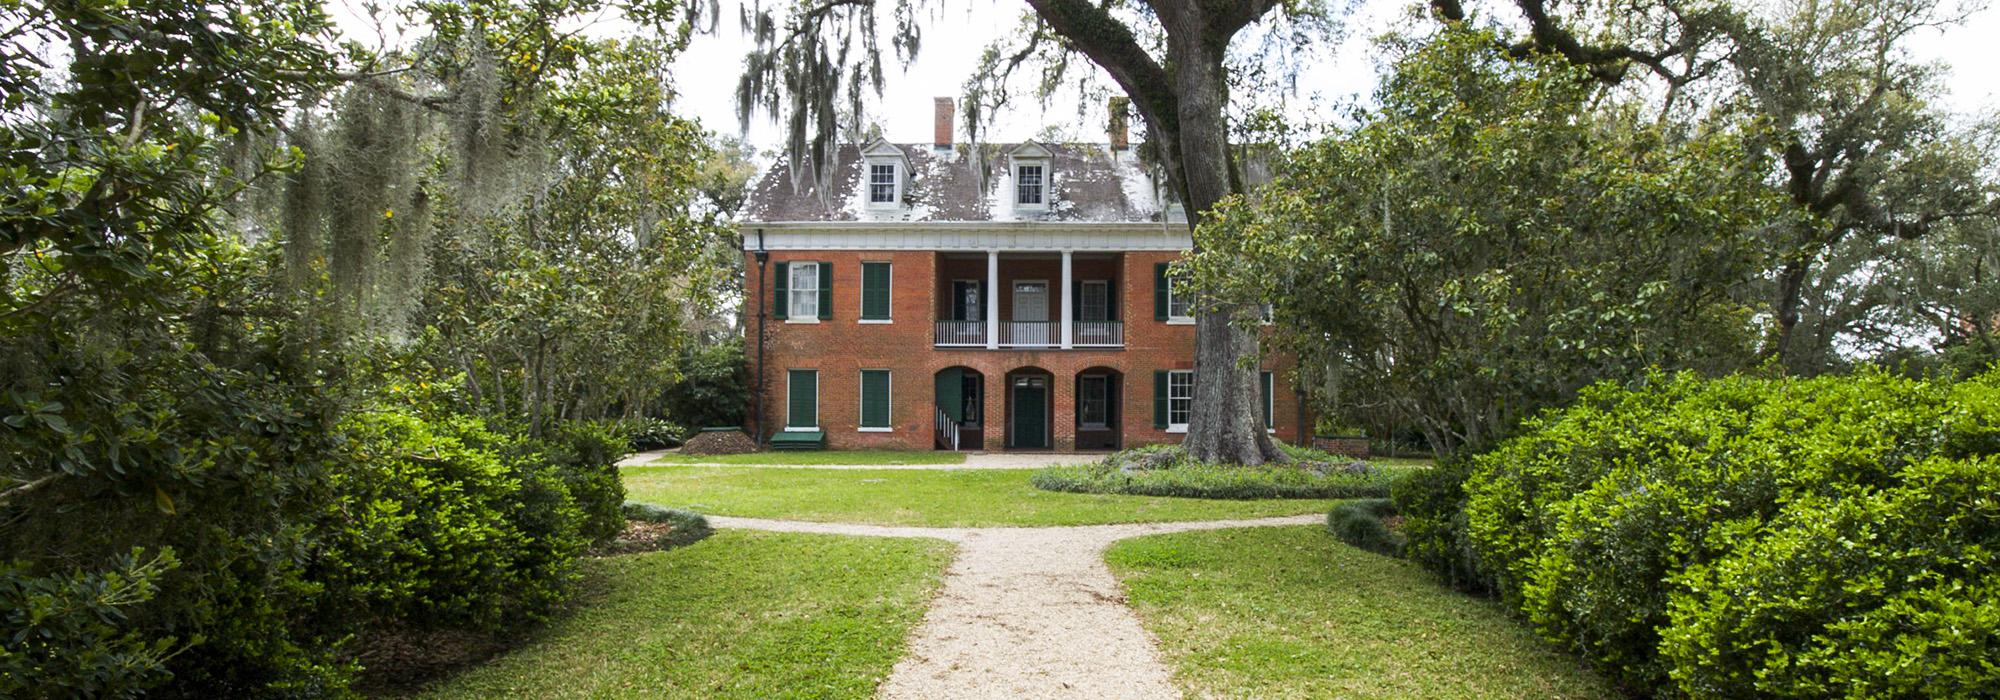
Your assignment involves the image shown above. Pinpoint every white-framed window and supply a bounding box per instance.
[1079,374,1109,429]
[1261,371,1275,432]
[788,262,820,320]
[1167,370,1194,432]
[1081,280,1109,322]
[1166,277,1193,323]
[868,163,898,205]
[1015,164,1045,207]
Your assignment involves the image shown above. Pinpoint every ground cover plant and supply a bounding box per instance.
[621,466,1329,527]
[410,530,953,699]
[1031,445,1419,500]
[1106,526,1610,698]
[1397,370,2000,697]
[644,450,969,466]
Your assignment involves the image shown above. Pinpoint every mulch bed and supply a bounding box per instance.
[678,429,758,455]
[592,518,689,556]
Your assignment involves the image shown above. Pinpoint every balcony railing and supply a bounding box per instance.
[932,320,1126,348]
[935,320,985,346]
[1075,321,1124,346]
[1001,321,1058,347]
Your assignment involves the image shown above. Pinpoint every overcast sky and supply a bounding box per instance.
[332,0,2000,152]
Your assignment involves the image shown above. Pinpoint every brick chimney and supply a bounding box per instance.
[934,97,954,150]
[1107,96,1130,150]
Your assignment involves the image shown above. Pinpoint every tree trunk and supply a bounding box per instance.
[1158,5,1285,465]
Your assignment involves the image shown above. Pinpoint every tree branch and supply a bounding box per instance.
[1021,0,1179,134]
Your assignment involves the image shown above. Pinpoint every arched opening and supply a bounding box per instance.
[1074,367,1123,451]
[932,367,984,450]
[1004,366,1054,450]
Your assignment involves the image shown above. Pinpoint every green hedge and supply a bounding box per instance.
[1031,445,1412,500]
[1395,370,2000,697]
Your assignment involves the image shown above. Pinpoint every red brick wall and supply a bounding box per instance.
[744,249,1310,451]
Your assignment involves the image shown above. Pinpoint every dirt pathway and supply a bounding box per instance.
[708,514,1321,699]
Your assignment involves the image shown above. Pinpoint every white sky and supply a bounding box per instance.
[330,0,2000,152]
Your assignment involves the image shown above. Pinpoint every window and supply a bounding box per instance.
[1015,164,1044,206]
[1080,280,1109,322]
[1168,370,1194,431]
[860,262,891,322]
[951,280,983,322]
[869,163,898,204]
[786,369,818,430]
[1260,371,1275,431]
[1079,375,1109,429]
[859,370,891,430]
[1166,278,1192,321]
[788,262,820,320]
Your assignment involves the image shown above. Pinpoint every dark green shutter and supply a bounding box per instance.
[862,262,891,320]
[935,367,964,422]
[787,369,817,428]
[817,261,833,320]
[773,261,790,319]
[1260,372,1274,429]
[1153,263,1169,320]
[861,370,891,428]
[1152,370,1169,428]
[1072,279,1083,319]
[1107,279,1119,321]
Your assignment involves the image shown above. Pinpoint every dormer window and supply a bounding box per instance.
[869,163,898,204]
[1005,141,1054,212]
[1015,164,1044,206]
[859,137,909,210]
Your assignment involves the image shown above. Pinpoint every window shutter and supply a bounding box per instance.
[1107,279,1119,321]
[935,368,963,422]
[862,262,891,320]
[817,261,833,320]
[1152,370,1169,429]
[861,370,891,428]
[1072,279,1082,319]
[1261,372,1274,429]
[1153,263,1169,321]
[787,370,817,428]
[773,262,790,319]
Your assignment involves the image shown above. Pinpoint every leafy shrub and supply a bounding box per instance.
[620,416,687,451]
[319,411,592,633]
[0,550,181,699]
[1661,455,2000,698]
[535,421,630,545]
[657,339,748,430]
[1326,499,1403,556]
[1032,447,1415,500]
[1408,370,2000,695]
[1390,458,1489,593]
[621,502,715,550]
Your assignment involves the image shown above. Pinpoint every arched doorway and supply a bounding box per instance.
[1074,367,1122,451]
[1005,367,1054,450]
[933,367,984,450]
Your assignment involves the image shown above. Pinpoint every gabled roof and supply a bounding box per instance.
[1004,141,1053,159]
[742,142,1170,224]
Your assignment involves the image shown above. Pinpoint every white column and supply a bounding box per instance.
[1060,250,1074,349]
[985,250,1000,349]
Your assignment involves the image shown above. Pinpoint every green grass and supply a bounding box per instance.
[645,450,967,466]
[411,530,954,699]
[621,466,1331,527]
[1106,526,1612,699]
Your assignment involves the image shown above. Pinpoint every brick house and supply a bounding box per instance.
[740,98,1307,451]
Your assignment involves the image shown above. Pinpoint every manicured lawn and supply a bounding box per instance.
[1106,526,1612,699]
[645,450,967,466]
[621,466,1331,527]
[411,530,953,699]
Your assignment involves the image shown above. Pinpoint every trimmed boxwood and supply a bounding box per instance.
[1326,498,1403,556]
[1395,369,2000,697]
[1032,445,1414,500]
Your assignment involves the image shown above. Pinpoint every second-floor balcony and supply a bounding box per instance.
[933,319,1126,349]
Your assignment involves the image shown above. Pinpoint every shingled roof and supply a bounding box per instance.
[742,140,1174,224]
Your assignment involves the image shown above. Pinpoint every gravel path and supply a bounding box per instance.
[710,513,1322,699]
